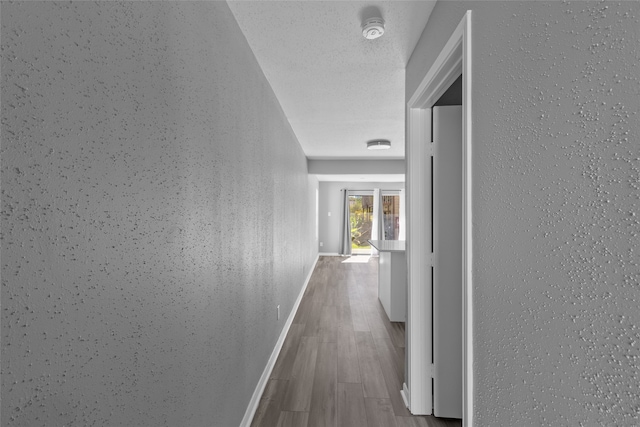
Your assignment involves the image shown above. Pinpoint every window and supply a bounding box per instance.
[382,193,401,240]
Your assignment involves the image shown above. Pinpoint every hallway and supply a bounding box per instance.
[251,256,461,427]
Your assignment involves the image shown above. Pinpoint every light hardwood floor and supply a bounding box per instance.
[251,256,462,427]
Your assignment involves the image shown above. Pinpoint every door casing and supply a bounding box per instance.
[403,11,473,426]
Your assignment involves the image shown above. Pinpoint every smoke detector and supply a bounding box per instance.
[362,17,385,40]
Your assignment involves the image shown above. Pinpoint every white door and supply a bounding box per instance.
[433,105,463,418]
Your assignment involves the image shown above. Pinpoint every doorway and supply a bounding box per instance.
[404,11,473,426]
[433,103,462,418]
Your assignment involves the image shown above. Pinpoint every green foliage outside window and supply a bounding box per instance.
[349,196,372,250]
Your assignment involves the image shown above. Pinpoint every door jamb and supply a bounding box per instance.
[404,11,473,426]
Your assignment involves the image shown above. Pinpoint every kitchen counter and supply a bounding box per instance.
[368,240,407,322]
[368,239,405,252]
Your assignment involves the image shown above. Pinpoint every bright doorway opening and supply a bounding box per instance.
[349,194,373,253]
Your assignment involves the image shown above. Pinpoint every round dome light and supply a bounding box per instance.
[362,17,385,40]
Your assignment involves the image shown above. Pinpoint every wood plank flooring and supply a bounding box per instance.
[251,256,462,427]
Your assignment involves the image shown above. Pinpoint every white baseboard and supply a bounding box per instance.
[239,254,319,427]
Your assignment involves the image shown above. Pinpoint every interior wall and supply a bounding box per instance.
[1,2,318,426]
[407,1,639,425]
[308,159,405,175]
[318,181,405,254]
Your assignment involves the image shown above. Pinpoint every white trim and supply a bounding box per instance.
[408,18,464,109]
[461,13,474,427]
[405,107,432,415]
[405,11,473,424]
[240,254,320,427]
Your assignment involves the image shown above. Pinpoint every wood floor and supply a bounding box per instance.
[251,256,462,427]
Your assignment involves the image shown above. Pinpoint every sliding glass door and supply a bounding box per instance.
[349,194,373,253]
[346,189,403,254]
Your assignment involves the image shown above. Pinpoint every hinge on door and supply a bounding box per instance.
[426,253,434,266]
[426,143,434,156]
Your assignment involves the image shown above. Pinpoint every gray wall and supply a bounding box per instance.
[319,181,404,254]
[408,2,639,425]
[1,2,318,426]
[308,159,405,175]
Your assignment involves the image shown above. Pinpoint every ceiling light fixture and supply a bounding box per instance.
[367,140,391,150]
[362,17,385,40]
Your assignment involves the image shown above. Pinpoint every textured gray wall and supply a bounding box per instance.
[408,1,639,425]
[318,181,404,254]
[1,2,317,426]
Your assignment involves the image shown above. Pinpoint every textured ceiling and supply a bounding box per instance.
[228,1,436,160]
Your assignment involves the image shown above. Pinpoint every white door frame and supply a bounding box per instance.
[403,11,473,426]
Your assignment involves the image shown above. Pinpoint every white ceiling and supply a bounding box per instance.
[228,1,436,161]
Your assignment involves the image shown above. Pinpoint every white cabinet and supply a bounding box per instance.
[368,240,406,322]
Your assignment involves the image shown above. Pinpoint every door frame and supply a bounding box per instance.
[404,11,473,426]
